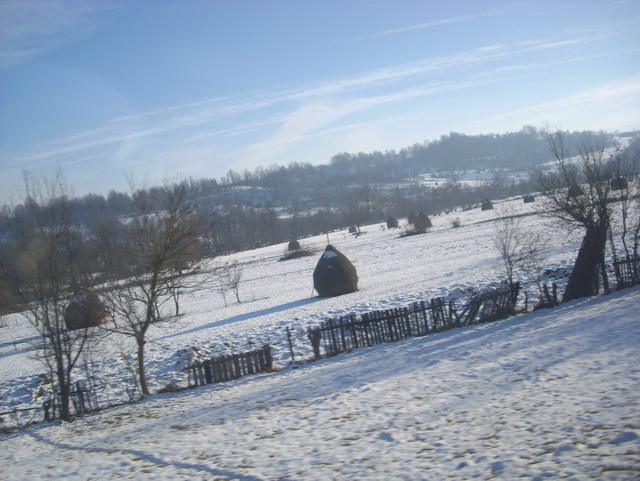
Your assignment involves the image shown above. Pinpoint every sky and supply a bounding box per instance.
[1,0,639,204]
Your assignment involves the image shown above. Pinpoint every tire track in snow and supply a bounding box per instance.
[26,430,267,481]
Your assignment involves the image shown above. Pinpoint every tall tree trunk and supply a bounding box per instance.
[56,359,72,422]
[172,287,180,316]
[563,223,608,302]
[600,249,610,294]
[136,336,150,395]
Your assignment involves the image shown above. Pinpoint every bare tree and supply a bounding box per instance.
[493,207,547,287]
[18,172,99,421]
[105,183,210,395]
[537,127,615,301]
[606,148,640,261]
[225,261,243,304]
[214,261,243,305]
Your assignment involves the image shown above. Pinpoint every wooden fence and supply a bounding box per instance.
[185,344,273,387]
[614,256,640,288]
[42,381,99,421]
[307,283,520,360]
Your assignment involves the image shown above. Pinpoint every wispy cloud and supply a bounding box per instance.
[1,30,613,168]
[0,0,123,69]
[240,77,497,166]
[517,75,640,113]
[463,75,640,130]
[350,11,501,41]
[60,154,105,167]
[184,118,284,143]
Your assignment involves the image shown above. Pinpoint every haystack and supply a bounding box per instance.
[523,194,535,204]
[386,216,398,229]
[414,212,432,231]
[611,176,628,191]
[64,289,106,330]
[348,225,359,234]
[481,199,493,211]
[313,245,358,297]
[408,211,417,225]
[288,239,301,251]
[568,185,583,198]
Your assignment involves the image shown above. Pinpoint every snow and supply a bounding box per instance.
[1,195,639,479]
[0,197,592,408]
[2,287,639,480]
[321,249,337,259]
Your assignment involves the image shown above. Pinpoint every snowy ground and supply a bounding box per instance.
[2,286,639,480]
[0,196,598,420]
[1,197,586,410]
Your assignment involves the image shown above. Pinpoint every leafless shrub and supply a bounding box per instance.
[493,207,548,288]
[215,261,244,305]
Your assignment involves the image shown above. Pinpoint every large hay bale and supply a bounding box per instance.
[64,290,106,330]
[313,245,358,297]
[611,176,628,191]
[386,216,398,229]
[288,240,301,251]
[414,212,432,231]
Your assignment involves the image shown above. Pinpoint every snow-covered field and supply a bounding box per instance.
[1,195,639,479]
[2,286,639,480]
[1,197,581,403]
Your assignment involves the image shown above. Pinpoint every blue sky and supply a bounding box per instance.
[1,0,639,204]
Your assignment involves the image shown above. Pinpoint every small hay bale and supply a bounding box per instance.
[313,245,358,297]
[386,216,398,229]
[288,240,301,251]
[64,290,106,330]
[414,212,432,231]
[611,176,628,191]
[568,185,583,197]
[481,199,493,211]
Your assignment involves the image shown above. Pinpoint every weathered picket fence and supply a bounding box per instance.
[614,256,640,288]
[42,381,99,421]
[307,283,519,360]
[185,344,273,387]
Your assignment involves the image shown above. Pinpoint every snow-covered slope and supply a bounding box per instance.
[3,286,639,480]
[1,197,581,398]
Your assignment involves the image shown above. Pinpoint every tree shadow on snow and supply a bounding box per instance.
[159,297,324,340]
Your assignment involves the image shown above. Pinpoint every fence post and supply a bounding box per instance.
[43,400,52,421]
[203,362,211,384]
[263,345,273,370]
[308,328,321,360]
[233,354,241,378]
[286,327,296,362]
